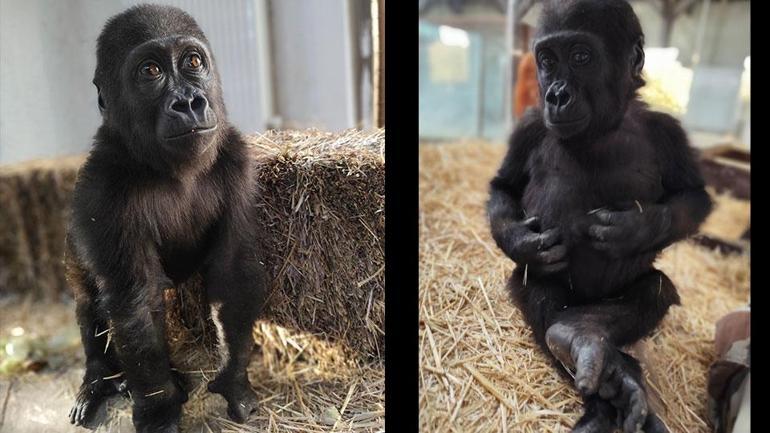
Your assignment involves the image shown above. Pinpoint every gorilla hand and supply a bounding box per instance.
[504,216,568,275]
[587,203,672,259]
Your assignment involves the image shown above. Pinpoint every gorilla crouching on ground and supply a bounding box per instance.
[66,5,267,432]
[488,1,712,432]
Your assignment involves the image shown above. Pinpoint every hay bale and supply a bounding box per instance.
[0,156,82,298]
[250,129,385,360]
[0,129,384,360]
[419,140,749,433]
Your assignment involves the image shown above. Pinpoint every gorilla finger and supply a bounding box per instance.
[538,244,567,263]
[598,378,619,400]
[538,228,562,249]
[514,233,543,255]
[75,403,86,426]
[594,210,621,225]
[523,216,541,231]
[588,225,622,242]
[621,381,648,433]
[538,261,568,274]
[574,343,605,395]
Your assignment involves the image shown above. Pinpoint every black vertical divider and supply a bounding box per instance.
[384,1,420,432]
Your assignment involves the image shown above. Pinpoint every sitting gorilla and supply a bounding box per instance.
[488,1,712,432]
[66,5,267,432]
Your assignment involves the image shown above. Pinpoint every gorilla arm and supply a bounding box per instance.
[488,112,569,275]
[585,112,713,258]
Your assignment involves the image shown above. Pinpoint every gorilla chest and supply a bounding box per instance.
[522,141,664,228]
[129,179,224,256]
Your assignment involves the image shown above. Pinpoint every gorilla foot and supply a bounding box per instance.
[69,366,123,427]
[640,412,669,433]
[171,369,190,403]
[208,376,258,423]
[571,397,616,433]
[546,323,654,433]
[132,381,186,433]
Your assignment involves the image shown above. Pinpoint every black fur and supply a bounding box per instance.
[487,1,712,432]
[66,5,266,432]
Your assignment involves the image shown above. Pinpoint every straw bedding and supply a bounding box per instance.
[0,129,385,432]
[0,296,384,432]
[419,141,750,433]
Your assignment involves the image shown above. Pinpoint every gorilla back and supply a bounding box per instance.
[66,5,267,432]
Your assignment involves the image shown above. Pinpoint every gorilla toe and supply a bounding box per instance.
[68,379,115,427]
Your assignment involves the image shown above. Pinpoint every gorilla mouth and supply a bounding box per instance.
[548,115,588,126]
[165,125,217,140]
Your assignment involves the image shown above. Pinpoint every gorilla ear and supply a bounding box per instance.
[631,38,645,79]
[94,80,107,114]
[95,85,106,114]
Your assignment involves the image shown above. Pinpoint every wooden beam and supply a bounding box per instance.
[372,0,385,128]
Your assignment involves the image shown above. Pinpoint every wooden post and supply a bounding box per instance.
[372,0,385,128]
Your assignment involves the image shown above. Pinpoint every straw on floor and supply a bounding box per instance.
[419,141,749,433]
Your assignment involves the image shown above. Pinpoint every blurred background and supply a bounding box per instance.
[419,0,750,149]
[0,0,384,165]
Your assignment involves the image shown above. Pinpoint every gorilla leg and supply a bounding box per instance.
[205,254,267,423]
[68,274,126,427]
[510,268,678,433]
[105,284,188,433]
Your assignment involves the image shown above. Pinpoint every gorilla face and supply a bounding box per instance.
[533,31,603,139]
[121,36,221,159]
[533,0,646,140]
[93,5,227,175]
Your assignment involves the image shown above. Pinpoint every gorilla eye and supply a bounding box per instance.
[538,53,556,71]
[141,62,162,78]
[572,51,591,66]
[185,53,203,69]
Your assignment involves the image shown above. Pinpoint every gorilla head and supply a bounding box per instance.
[94,4,226,173]
[534,0,646,139]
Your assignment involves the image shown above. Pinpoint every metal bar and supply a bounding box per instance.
[505,0,516,132]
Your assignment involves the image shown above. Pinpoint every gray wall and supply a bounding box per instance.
[0,0,362,165]
[270,0,357,131]
[631,1,750,68]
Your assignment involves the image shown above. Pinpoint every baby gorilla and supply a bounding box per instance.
[488,1,712,432]
[66,5,267,432]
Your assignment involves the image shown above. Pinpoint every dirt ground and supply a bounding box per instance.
[419,141,750,433]
[0,296,384,433]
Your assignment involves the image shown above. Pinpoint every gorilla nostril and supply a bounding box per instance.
[190,96,207,113]
[171,99,190,113]
[558,91,572,107]
[545,91,558,106]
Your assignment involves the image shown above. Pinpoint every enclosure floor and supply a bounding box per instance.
[0,298,384,433]
[419,141,750,433]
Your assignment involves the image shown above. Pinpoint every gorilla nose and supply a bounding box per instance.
[545,81,572,109]
[169,94,208,118]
